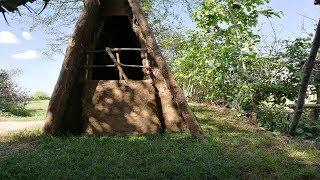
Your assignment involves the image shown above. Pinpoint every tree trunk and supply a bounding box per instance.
[289,19,320,136]
[44,0,104,135]
[128,0,205,139]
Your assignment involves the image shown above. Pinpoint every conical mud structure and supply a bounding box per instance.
[44,0,204,139]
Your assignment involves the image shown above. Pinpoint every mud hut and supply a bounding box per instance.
[38,0,204,139]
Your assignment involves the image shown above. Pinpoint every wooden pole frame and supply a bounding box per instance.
[106,47,128,81]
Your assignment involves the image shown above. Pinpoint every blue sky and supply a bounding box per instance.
[259,0,319,40]
[0,0,319,95]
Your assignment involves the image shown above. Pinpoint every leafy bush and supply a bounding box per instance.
[0,101,30,117]
[29,91,50,101]
[257,105,320,138]
[0,69,29,116]
[172,0,283,111]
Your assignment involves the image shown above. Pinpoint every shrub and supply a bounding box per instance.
[256,105,291,133]
[0,101,30,117]
[0,69,29,116]
[29,91,50,101]
[257,105,320,138]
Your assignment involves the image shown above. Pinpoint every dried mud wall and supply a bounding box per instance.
[83,80,163,135]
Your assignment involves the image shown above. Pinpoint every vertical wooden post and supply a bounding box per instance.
[142,51,150,79]
[289,19,320,135]
[116,52,122,80]
[85,53,90,81]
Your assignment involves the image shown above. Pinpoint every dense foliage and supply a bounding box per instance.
[256,36,320,138]
[173,0,280,109]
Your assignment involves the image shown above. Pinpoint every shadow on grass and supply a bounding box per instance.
[0,129,42,160]
[0,105,319,179]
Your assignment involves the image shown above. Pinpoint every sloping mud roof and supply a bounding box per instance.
[102,0,131,16]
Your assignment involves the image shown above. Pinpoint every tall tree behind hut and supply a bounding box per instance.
[7,0,199,60]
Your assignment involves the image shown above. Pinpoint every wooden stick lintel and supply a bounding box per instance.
[87,47,145,53]
[85,64,146,68]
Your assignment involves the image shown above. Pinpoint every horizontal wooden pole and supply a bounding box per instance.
[85,65,115,68]
[299,60,320,66]
[87,47,144,53]
[111,48,144,51]
[288,104,320,109]
[85,64,146,68]
[82,79,150,83]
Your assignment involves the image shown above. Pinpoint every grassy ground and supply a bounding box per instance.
[0,100,49,122]
[0,104,319,179]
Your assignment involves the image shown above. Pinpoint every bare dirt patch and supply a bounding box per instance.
[0,121,44,136]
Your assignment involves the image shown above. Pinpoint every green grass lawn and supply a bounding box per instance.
[0,104,319,179]
[0,100,49,122]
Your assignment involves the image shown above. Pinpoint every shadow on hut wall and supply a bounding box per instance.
[83,80,166,135]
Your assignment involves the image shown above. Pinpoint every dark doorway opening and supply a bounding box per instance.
[92,16,144,80]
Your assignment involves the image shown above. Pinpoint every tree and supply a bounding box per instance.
[172,0,280,111]
[5,0,198,58]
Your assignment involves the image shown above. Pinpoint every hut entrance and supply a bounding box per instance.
[88,16,147,81]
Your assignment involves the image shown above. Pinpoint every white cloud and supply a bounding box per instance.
[0,31,19,44]
[11,50,39,60]
[22,31,32,40]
